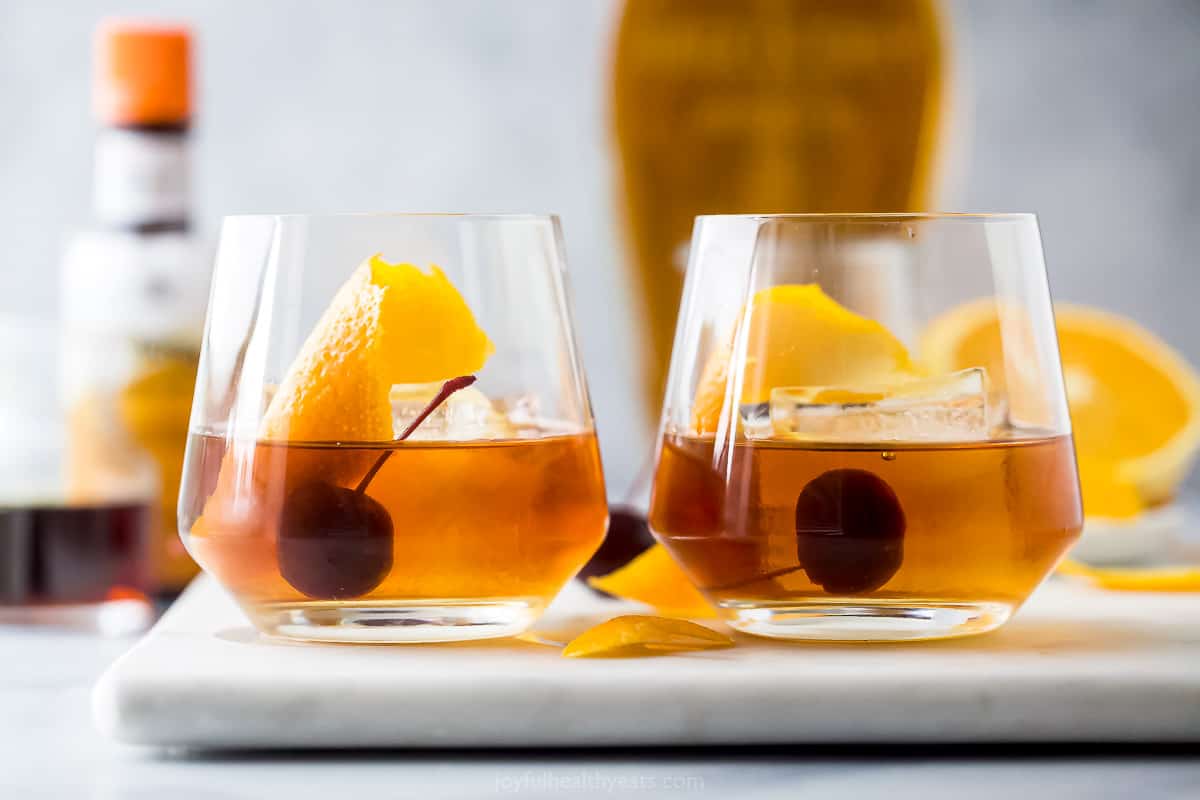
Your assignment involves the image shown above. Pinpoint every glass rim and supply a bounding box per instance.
[219,212,561,223]
[694,212,1036,222]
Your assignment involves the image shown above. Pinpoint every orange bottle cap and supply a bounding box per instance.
[94,19,192,126]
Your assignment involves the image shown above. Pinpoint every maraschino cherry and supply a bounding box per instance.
[277,376,476,600]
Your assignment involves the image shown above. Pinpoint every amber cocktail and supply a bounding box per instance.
[184,429,605,636]
[652,435,1081,637]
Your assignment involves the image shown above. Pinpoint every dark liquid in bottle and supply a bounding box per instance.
[0,503,153,606]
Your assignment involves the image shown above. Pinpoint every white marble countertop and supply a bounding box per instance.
[1,597,1197,798]
[94,579,1200,748]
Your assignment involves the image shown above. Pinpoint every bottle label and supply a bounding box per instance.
[60,230,208,395]
[93,128,189,228]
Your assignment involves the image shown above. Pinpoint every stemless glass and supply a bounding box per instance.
[179,214,608,643]
[650,213,1083,642]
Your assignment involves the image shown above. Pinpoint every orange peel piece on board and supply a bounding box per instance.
[692,284,916,434]
[1058,560,1200,593]
[562,615,733,658]
[588,544,717,619]
[261,254,494,443]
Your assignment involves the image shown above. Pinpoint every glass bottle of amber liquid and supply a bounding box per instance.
[613,0,948,421]
[61,21,208,595]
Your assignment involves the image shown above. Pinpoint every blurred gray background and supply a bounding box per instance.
[1,0,1198,496]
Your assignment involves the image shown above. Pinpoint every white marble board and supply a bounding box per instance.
[93,576,1200,748]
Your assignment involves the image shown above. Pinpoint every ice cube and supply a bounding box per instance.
[390,383,515,440]
[494,393,541,426]
[739,401,774,439]
[492,393,558,437]
[761,368,989,443]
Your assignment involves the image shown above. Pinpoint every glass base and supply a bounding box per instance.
[721,599,1012,642]
[247,598,544,644]
[0,598,154,636]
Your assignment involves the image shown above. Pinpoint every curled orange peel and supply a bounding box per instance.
[261,254,493,443]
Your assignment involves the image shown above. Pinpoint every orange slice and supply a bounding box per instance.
[921,300,1200,516]
[563,615,734,658]
[692,284,916,434]
[261,254,494,443]
[1058,560,1200,593]
[588,544,717,619]
[1076,459,1142,521]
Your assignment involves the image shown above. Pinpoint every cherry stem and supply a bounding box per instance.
[354,375,477,494]
[702,564,806,593]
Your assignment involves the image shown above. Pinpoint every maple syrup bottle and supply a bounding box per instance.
[612,0,948,420]
[61,20,209,596]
